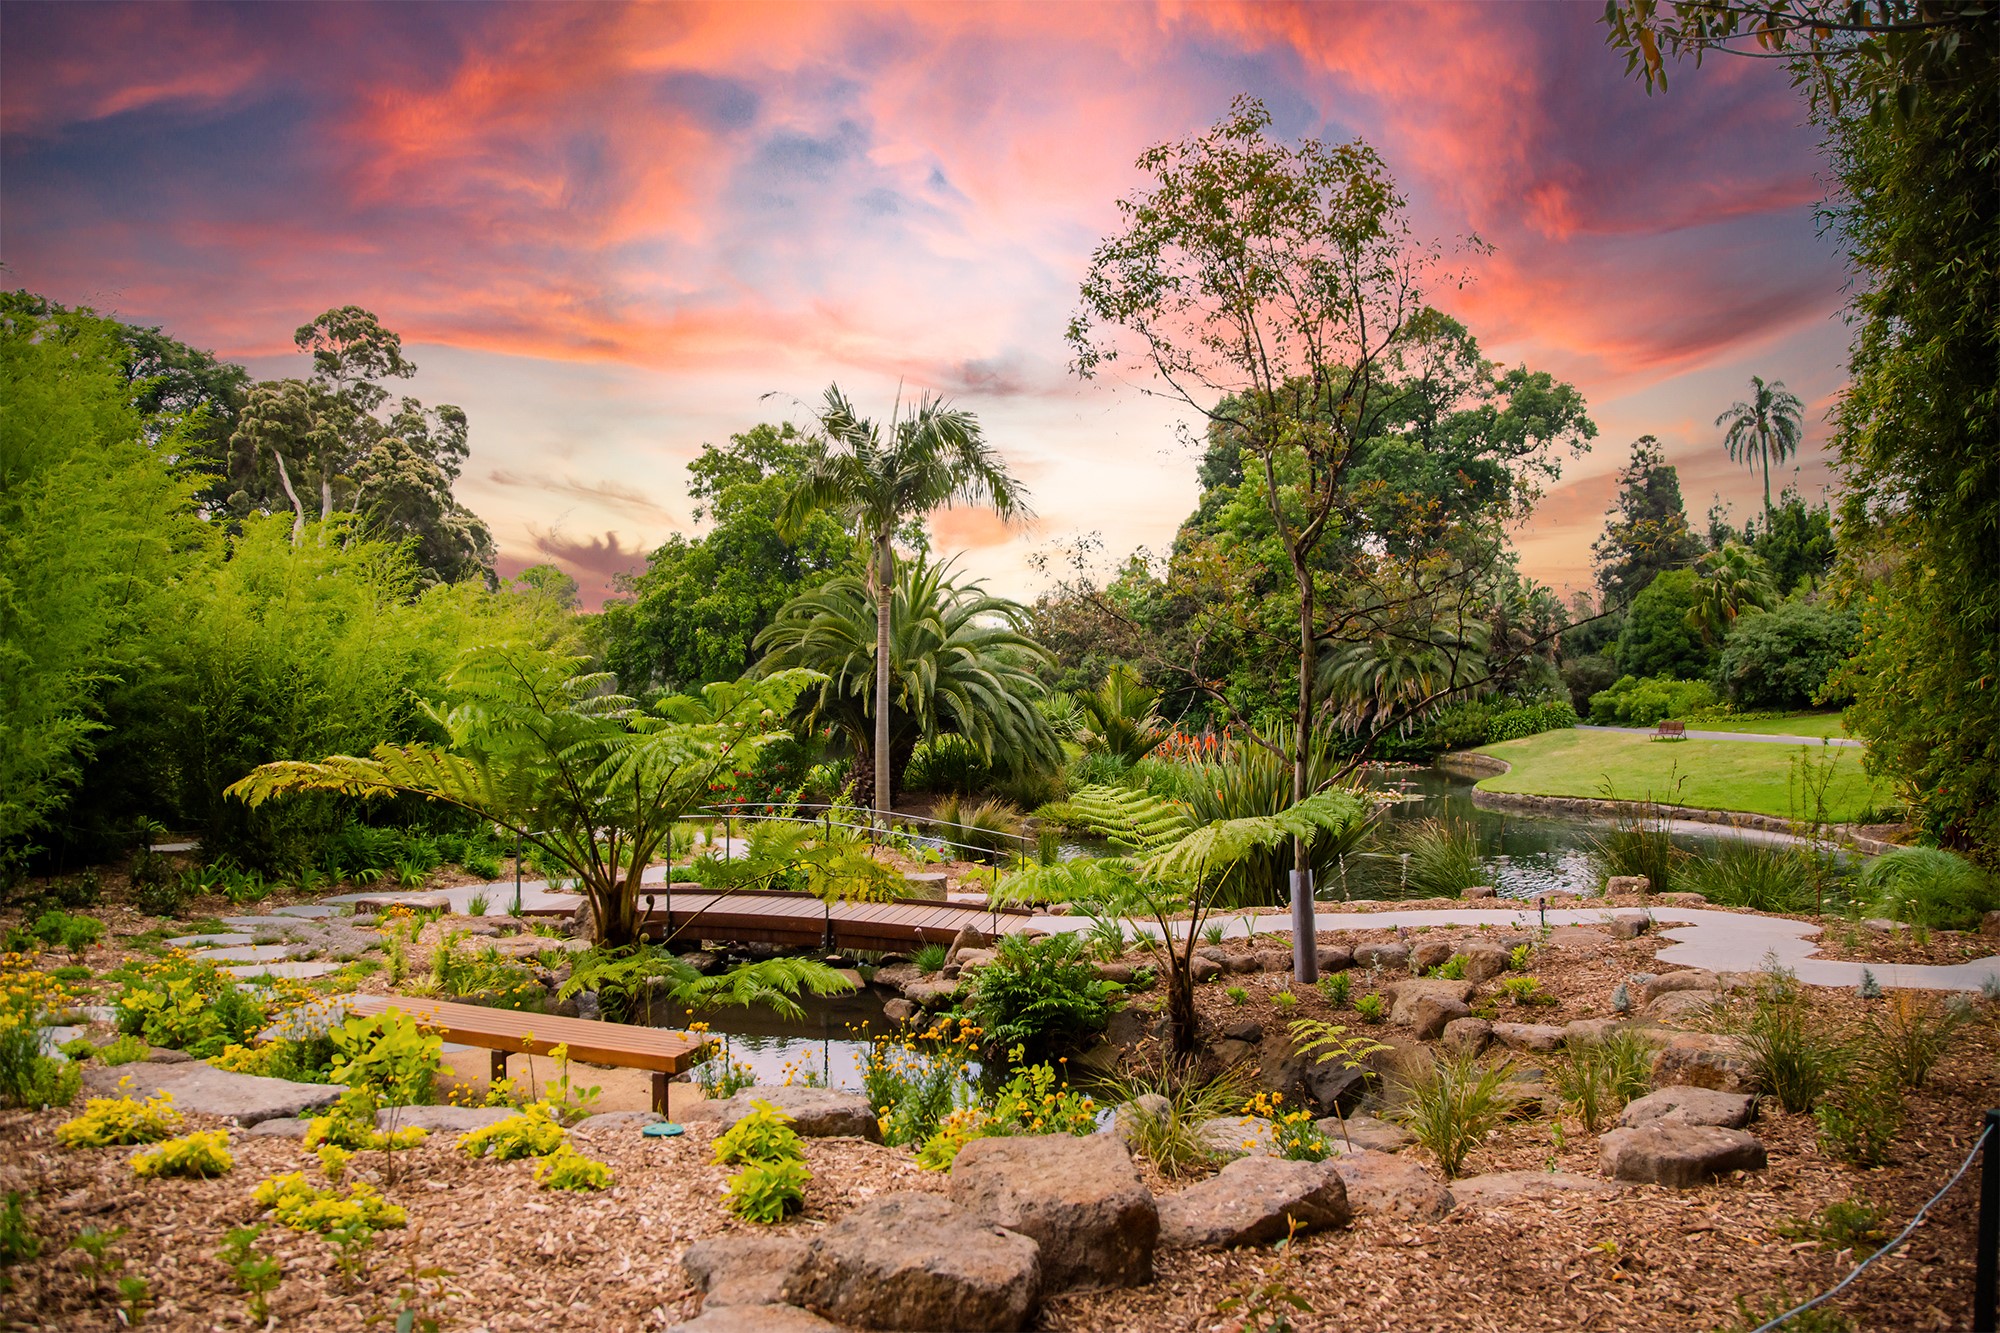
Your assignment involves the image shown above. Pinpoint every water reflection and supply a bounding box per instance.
[646,988,888,1092]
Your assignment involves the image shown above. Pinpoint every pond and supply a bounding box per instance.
[644,987,892,1092]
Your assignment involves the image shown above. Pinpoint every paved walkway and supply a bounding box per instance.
[1024,904,1999,993]
[1577,725,1862,747]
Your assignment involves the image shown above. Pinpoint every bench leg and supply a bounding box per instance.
[490,1050,508,1085]
[650,1071,668,1117]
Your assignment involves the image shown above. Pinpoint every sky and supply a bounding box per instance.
[0,0,1850,607]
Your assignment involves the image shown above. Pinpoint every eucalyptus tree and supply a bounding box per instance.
[1068,97,1590,980]
[753,557,1059,806]
[1716,376,1805,530]
[779,385,1028,818]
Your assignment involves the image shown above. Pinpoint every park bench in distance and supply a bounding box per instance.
[346,993,705,1114]
[1654,719,1687,740]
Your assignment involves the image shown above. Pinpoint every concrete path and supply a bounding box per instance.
[1024,904,1999,994]
[1577,725,1861,747]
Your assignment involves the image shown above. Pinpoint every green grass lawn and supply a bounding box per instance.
[1680,712,1851,738]
[1474,727,1894,822]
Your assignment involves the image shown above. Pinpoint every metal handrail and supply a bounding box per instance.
[694,802,1038,862]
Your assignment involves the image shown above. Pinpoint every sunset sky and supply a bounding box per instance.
[0,1,1849,606]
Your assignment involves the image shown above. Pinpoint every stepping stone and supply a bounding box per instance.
[712,1086,882,1141]
[166,934,257,949]
[196,944,298,965]
[669,1306,843,1333]
[683,1234,813,1308]
[80,1062,342,1126]
[221,961,341,981]
[1599,1123,1767,1187]
[374,1105,517,1134]
[1158,1156,1351,1249]
[788,1193,1041,1332]
[221,917,313,932]
[1327,1150,1454,1221]
[1450,1171,1620,1208]
[950,1132,1158,1292]
[1618,1088,1757,1130]
[572,1111,665,1135]
[271,904,336,919]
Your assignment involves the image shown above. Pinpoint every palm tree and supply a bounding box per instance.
[753,556,1059,807]
[780,385,1027,823]
[1716,376,1805,530]
[1075,665,1170,765]
[1684,542,1778,646]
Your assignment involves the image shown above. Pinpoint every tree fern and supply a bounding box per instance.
[1062,784,1196,853]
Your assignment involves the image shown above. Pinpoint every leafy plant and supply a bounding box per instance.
[713,1101,805,1166]
[305,1089,429,1152]
[1550,1032,1654,1133]
[724,1158,811,1223]
[253,1171,408,1234]
[131,1130,233,1179]
[219,1224,283,1325]
[1084,914,1129,962]
[1811,1198,1890,1255]
[458,1103,567,1161]
[1432,954,1467,981]
[1214,1217,1314,1333]
[1243,1090,1330,1161]
[967,931,1118,1060]
[1508,943,1532,971]
[1815,1073,1902,1167]
[532,1144,614,1191]
[466,892,489,917]
[57,1089,183,1147]
[1499,976,1552,1006]
[862,1016,981,1147]
[23,909,104,955]
[1226,986,1248,1005]
[327,1010,442,1107]
[1272,990,1298,1008]
[1316,972,1352,1006]
[1385,1048,1528,1179]
[0,1191,40,1275]
[916,1048,1097,1169]
[559,946,853,1024]
[693,1053,757,1100]
[1354,993,1387,1023]
[113,955,267,1057]
[116,1274,152,1326]
[1103,1063,1249,1179]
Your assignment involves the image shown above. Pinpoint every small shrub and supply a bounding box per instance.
[533,1144,613,1191]
[50,964,93,983]
[967,932,1117,1060]
[132,1130,233,1179]
[1433,954,1467,981]
[327,1010,442,1107]
[1385,1049,1529,1179]
[458,1103,566,1161]
[305,1089,429,1152]
[218,1224,283,1325]
[915,1051,1097,1169]
[25,909,105,955]
[1499,976,1553,1006]
[1317,972,1352,1006]
[1856,969,1882,1000]
[113,956,267,1057]
[315,1145,354,1182]
[57,1090,182,1147]
[1354,993,1387,1023]
[910,943,949,975]
[724,1158,810,1223]
[1508,943,1532,971]
[1272,990,1299,1008]
[0,1191,40,1271]
[252,1172,407,1234]
[1816,1074,1903,1167]
[714,1101,805,1165]
[1226,986,1248,1005]
[1243,1091,1328,1161]
[1485,700,1579,742]
[1862,991,1969,1089]
[1861,847,1996,932]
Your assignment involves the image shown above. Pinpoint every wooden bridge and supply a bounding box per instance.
[635,887,1038,955]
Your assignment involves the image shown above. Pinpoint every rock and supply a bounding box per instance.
[1459,945,1512,984]
[1648,990,1722,1024]
[1221,1019,1264,1044]
[1112,1094,1171,1147]
[1316,946,1353,973]
[1387,978,1475,1027]
[901,979,962,1011]
[680,949,725,976]
[1253,950,1291,974]
[714,1087,882,1142]
[148,1047,195,1064]
[668,1305,844,1333]
[1545,926,1612,946]
[872,963,922,990]
[1608,911,1650,940]
[949,926,995,958]
[1095,962,1135,984]
[902,872,950,902]
[1409,994,1472,1040]
[1225,952,1261,975]
[1604,876,1651,895]
[1409,941,1455,973]
[787,1193,1041,1332]
[374,1105,518,1134]
[1313,1113,1412,1154]
[1196,946,1229,965]
[81,1062,341,1126]
[1599,1123,1767,1187]
[1563,1018,1635,1047]
[1200,1116,1279,1159]
[1449,1171,1621,1208]
[1618,1088,1757,1130]
[949,1133,1157,1292]
[1862,917,1902,933]
[683,1234,814,1308]
[1299,1060,1370,1116]
[1641,970,1721,1006]
[1327,1150,1454,1221]
[1352,942,1409,971]
[1984,910,2000,937]
[1190,957,1225,983]
[1490,1022,1567,1054]
[1157,1157,1351,1249]
[1659,892,1708,907]
[242,1117,311,1138]
[882,997,919,1024]
[1464,886,1498,899]
[1441,1017,1493,1057]
[572,1111,665,1134]
[1652,1034,1756,1094]
[574,990,601,1022]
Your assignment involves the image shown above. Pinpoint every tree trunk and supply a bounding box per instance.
[271,450,307,546]
[1167,956,1198,1055]
[1291,563,1319,984]
[319,475,335,547]
[873,531,894,828]
[592,875,639,949]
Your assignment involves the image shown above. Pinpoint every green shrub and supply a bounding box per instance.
[113,957,267,1057]
[724,1158,810,1223]
[1400,819,1484,898]
[1354,993,1387,1023]
[0,1191,40,1273]
[915,1051,1096,1170]
[1225,986,1248,1005]
[252,1172,407,1235]
[1679,841,1828,914]
[1317,972,1352,1007]
[1485,700,1580,743]
[218,1224,283,1325]
[712,1101,804,1166]
[1588,675,1717,726]
[1385,1049,1529,1179]
[326,1010,441,1106]
[1499,976,1552,1006]
[303,1090,427,1152]
[967,932,1117,1060]
[22,910,104,954]
[1423,699,1499,751]
[1717,601,1860,711]
[131,1130,233,1179]
[57,1090,182,1146]
[904,734,993,795]
[532,1144,613,1192]
[1860,847,1996,932]
[458,1103,566,1161]
[1432,955,1467,981]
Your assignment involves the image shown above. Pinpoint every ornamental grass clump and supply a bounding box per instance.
[1385,1048,1529,1180]
[1549,1032,1654,1133]
[1861,991,1971,1091]
[1400,819,1484,898]
[1738,968,1845,1113]
[131,1130,233,1179]
[1100,1064,1250,1179]
[57,1089,182,1147]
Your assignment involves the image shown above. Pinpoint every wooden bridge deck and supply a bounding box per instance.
[635,887,1037,954]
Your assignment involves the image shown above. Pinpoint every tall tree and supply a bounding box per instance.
[1715,375,1805,528]
[1591,435,1703,604]
[1068,98,1589,981]
[1685,542,1778,646]
[779,386,1027,818]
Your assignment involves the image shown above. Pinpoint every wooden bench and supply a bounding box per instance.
[1654,720,1687,740]
[347,994,706,1114]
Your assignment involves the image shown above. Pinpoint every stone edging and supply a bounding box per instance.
[1432,750,1896,855]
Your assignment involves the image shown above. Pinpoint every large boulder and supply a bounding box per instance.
[1157,1157,1351,1249]
[1647,990,1723,1024]
[1607,911,1651,940]
[1604,876,1650,895]
[1599,1123,1767,1187]
[1640,971,1721,1007]
[1489,1022,1567,1054]
[900,980,963,1012]
[1316,946,1354,973]
[1387,979,1475,1028]
[682,1235,813,1308]
[81,1062,341,1126]
[786,1193,1041,1332]
[1651,1034,1757,1094]
[871,963,923,991]
[1618,1088,1757,1130]
[1327,1151,1454,1222]
[1314,1113,1412,1154]
[949,1133,1157,1292]
[1352,942,1410,971]
[1409,941,1455,973]
[1460,945,1512,984]
[1408,994,1472,1041]
[713,1087,882,1142]
[1190,957,1226,983]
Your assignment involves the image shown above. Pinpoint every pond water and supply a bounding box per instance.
[646,988,890,1092]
